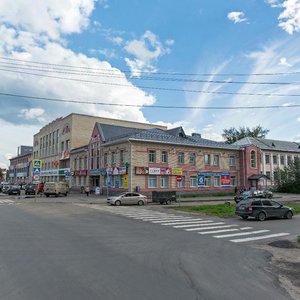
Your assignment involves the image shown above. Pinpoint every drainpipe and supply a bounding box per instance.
[128,140,132,192]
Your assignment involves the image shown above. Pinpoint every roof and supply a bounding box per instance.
[248,174,270,180]
[98,124,239,150]
[234,137,300,153]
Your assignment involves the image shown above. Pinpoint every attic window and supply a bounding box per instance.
[272,143,275,147]
[179,132,184,138]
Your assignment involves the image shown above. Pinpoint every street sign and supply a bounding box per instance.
[176,175,183,182]
[33,168,41,174]
[32,160,42,168]
[33,174,40,181]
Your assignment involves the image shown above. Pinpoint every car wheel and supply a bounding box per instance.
[45,194,49,197]
[285,211,293,219]
[138,200,144,206]
[242,216,248,220]
[257,212,266,221]
[166,199,171,205]
[115,200,121,206]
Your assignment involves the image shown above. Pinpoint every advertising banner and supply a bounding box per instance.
[221,173,231,186]
[160,168,172,175]
[149,167,161,175]
[135,167,149,175]
[172,168,183,175]
[198,174,205,186]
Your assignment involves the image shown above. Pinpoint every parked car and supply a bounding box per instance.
[252,190,273,199]
[152,190,177,205]
[2,184,12,194]
[6,185,21,196]
[234,191,252,204]
[107,192,147,206]
[24,183,38,195]
[236,198,294,221]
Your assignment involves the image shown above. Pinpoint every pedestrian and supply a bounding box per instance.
[85,185,90,196]
[234,186,238,194]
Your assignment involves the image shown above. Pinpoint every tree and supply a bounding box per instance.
[0,169,3,180]
[222,125,269,144]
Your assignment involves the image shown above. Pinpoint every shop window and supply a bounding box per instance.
[178,176,185,188]
[148,175,157,188]
[204,176,211,187]
[190,176,197,187]
[230,176,236,186]
[160,176,169,188]
[214,176,221,187]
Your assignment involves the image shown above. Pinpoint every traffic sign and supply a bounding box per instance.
[176,175,183,182]
[33,168,41,174]
[32,160,42,168]
[33,174,40,181]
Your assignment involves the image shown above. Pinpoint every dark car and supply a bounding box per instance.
[236,198,294,221]
[234,191,252,204]
[6,185,21,196]
[25,184,37,195]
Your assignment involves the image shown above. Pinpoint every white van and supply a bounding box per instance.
[44,182,69,197]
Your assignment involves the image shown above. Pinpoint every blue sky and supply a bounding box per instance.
[0,0,300,168]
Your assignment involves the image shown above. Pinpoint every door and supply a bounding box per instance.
[262,200,276,217]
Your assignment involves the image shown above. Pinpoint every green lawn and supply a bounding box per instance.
[174,202,300,218]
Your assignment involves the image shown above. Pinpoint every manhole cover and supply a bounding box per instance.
[269,240,297,249]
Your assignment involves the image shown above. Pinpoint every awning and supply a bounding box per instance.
[248,174,270,180]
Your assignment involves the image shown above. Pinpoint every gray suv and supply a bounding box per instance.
[236,199,294,221]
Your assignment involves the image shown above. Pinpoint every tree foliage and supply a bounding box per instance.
[274,159,300,193]
[0,169,3,180]
[222,125,270,144]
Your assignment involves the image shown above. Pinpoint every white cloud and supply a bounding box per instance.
[227,11,247,24]
[124,30,172,76]
[165,39,174,46]
[18,108,46,121]
[268,0,300,34]
[0,0,96,40]
[297,117,300,122]
[111,36,123,45]
[279,56,292,66]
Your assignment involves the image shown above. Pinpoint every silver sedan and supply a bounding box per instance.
[107,192,147,206]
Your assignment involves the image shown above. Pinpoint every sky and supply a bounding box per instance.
[1,0,300,168]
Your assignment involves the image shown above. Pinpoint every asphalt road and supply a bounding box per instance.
[0,201,293,300]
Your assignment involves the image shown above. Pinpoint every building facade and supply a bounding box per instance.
[8,146,33,184]
[33,113,166,185]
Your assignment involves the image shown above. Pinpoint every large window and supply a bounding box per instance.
[287,156,292,165]
[160,176,169,188]
[265,154,270,164]
[214,176,221,187]
[229,156,235,166]
[250,150,256,168]
[230,176,236,186]
[204,154,211,165]
[280,155,284,165]
[273,155,277,165]
[189,153,196,164]
[149,150,156,163]
[148,175,157,188]
[161,151,168,163]
[190,176,197,187]
[178,152,185,164]
[204,176,211,187]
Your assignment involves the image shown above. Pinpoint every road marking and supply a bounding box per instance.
[185,224,234,231]
[173,221,215,228]
[151,218,200,223]
[0,200,15,205]
[240,227,253,230]
[214,230,269,238]
[199,228,240,235]
[230,233,290,243]
[160,220,216,226]
[139,216,193,221]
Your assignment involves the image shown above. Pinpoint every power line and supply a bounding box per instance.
[0,92,299,110]
[1,67,300,97]
[2,56,300,77]
[0,61,300,86]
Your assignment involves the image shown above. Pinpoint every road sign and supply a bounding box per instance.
[176,175,183,182]
[32,160,42,168]
[33,168,41,174]
[33,174,40,181]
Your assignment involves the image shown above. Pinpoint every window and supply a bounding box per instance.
[148,175,157,188]
[66,139,70,150]
[272,155,277,165]
[204,154,211,165]
[229,156,235,166]
[204,176,211,187]
[120,150,124,163]
[189,176,197,187]
[214,176,220,187]
[273,171,279,181]
[266,171,271,178]
[213,155,220,166]
[250,150,256,168]
[265,154,270,164]
[149,150,156,163]
[104,152,108,165]
[280,155,284,165]
[160,176,169,188]
[178,152,185,164]
[74,158,77,169]
[230,176,236,186]
[287,156,292,165]
[252,200,262,206]
[161,151,168,163]
[111,151,115,164]
[189,153,196,164]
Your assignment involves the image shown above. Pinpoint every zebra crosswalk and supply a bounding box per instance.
[75,204,290,244]
[0,199,15,205]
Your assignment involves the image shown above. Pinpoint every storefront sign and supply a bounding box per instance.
[135,167,149,175]
[149,167,161,175]
[123,175,128,189]
[118,167,127,175]
[221,174,231,186]
[198,174,205,186]
[41,169,59,176]
[161,168,172,175]
[172,168,183,175]
[90,169,102,176]
[73,170,88,176]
